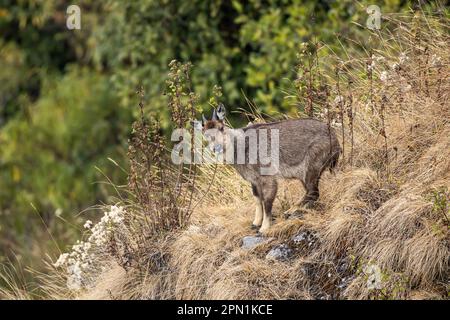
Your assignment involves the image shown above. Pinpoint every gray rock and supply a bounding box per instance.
[266,244,293,261]
[241,235,272,250]
[292,230,317,248]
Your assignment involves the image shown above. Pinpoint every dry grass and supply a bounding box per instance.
[75,92,448,299]
[2,12,448,300]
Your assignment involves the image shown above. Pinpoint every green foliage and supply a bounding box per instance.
[351,257,409,300]
[94,0,414,122]
[0,69,131,267]
[0,0,107,121]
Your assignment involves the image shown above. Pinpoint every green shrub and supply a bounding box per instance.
[0,68,131,271]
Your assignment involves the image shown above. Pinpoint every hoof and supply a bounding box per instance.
[251,224,260,230]
[300,200,317,209]
[258,225,271,235]
[302,202,313,209]
[256,229,269,236]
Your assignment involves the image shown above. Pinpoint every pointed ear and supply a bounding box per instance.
[212,109,218,121]
[202,114,207,125]
[216,103,226,120]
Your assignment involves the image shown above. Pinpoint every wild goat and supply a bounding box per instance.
[202,104,340,234]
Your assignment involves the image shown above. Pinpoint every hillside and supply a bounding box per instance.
[2,12,448,300]
[80,104,450,299]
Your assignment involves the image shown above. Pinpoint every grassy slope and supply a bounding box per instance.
[2,13,448,300]
[77,14,449,300]
[82,123,449,299]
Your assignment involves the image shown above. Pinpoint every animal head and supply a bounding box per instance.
[201,104,229,154]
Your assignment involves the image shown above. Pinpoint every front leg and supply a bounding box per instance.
[251,184,263,228]
[252,198,264,228]
[258,179,278,234]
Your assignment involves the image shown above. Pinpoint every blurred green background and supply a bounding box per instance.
[0,0,441,282]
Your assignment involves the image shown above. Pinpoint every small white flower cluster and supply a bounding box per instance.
[331,95,344,127]
[399,52,409,65]
[367,59,375,72]
[53,205,125,290]
[363,264,383,290]
[368,54,386,72]
[380,71,389,83]
[316,96,344,128]
[430,54,442,68]
[334,95,344,105]
[391,53,409,71]
[317,108,328,121]
[373,54,385,63]
[83,220,92,229]
[377,52,412,92]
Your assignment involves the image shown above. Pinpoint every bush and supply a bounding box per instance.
[0,68,132,272]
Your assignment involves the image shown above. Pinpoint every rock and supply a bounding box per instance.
[292,230,318,248]
[336,257,352,275]
[266,244,293,261]
[241,235,272,250]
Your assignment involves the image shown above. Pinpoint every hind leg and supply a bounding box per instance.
[301,182,319,208]
[259,179,278,234]
[251,183,263,228]
[300,171,320,208]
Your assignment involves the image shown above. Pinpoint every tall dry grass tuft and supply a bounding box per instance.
[4,12,448,300]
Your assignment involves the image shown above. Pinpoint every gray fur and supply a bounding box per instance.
[205,115,340,233]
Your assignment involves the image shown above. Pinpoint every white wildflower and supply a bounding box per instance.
[109,205,124,224]
[373,55,385,63]
[83,220,93,229]
[316,106,329,120]
[380,71,389,83]
[430,54,442,67]
[391,63,400,71]
[397,76,412,93]
[66,262,83,290]
[331,119,342,128]
[399,52,409,64]
[53,253,69,268]
[53,205,125,291]
[334,95,344,105]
